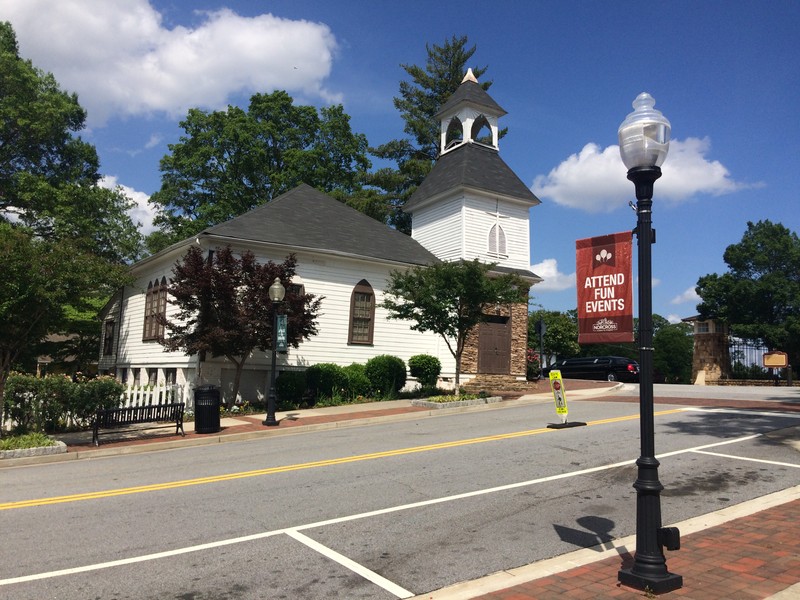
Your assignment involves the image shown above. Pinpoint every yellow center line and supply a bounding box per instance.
[0,408,689,511]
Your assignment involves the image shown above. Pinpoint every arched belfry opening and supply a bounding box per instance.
[445,117,463,150]
[471,115,493,146]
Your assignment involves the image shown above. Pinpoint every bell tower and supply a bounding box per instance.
[404,70,542,384]
[437,68,505,154]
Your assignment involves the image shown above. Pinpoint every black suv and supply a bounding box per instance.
[543,356,639,382]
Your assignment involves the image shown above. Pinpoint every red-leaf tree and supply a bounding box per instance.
[161,246,322,406]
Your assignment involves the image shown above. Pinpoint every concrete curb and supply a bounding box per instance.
[411,396,502,409]
[0,440,66,460]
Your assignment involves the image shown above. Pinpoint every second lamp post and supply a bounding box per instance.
[263,276,285,427]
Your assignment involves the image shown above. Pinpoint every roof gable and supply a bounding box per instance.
[435,80,507,119]
[204,184,438,265]
[405,144,540,211]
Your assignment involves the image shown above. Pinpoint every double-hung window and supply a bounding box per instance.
[349,279,375,345]
[143,277,168,341]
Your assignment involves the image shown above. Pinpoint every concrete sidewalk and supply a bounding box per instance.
[3,383,799,598]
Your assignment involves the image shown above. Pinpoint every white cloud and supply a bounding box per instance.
[532,137,755,213]
[5,1,341,126]
[531,258,576,291]
[666,314,683,324]
[671,286,701,305]
[144,133,164,149]
[100,176,156,235]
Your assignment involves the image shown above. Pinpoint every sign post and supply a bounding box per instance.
[763,351,789,386]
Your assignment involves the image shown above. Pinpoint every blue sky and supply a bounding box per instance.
[5,1,799,323]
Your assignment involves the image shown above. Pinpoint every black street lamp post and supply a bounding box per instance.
[263,277,285,427]
[616,93,683,593]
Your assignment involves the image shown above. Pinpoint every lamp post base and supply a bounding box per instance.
[263,385,279,426]
[618,568,683,594]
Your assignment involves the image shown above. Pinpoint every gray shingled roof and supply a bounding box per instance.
[491,264,543,284]
[404,143,541,211]
[202,183,438,266]
[435,80,507,119]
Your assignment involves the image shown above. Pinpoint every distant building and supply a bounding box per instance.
[683,316,730,384]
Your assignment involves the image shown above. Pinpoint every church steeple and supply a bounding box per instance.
[435,68,507,155]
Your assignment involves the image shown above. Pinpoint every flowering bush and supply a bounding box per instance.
[2,373,124,434]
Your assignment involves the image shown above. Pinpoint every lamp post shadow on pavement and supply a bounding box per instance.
[616,93,683,594]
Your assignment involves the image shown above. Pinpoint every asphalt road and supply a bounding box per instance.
[2,390,799,599]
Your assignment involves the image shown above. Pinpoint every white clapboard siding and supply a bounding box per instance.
[462,195,531,270]
[411,195,465,261]
[110,243,457,402]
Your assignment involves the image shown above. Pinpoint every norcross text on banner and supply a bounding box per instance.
[575,231,634,344]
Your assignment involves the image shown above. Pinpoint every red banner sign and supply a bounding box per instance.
[576,232,634,344]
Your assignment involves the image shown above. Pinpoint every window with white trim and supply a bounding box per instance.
[349,280,375,345]
[488,224,507,257]
[143,277,168,341]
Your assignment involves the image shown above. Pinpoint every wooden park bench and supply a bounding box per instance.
[92,402,185,446]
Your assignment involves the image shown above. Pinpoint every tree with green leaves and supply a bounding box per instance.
[0,22,141,393]
[527,309,580,371]
[0,22,142,262]
[161,247,322,406]
[696,220,800,368]
[147,91,370,253]
[0,224,128,413]
[382,259,527,394]
[369,35,500,233]
[653,322,694,383]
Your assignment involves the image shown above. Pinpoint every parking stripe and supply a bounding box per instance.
[287,530,414,598]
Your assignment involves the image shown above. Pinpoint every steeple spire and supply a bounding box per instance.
[462,68,478,84]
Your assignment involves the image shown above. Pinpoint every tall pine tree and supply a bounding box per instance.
[367,35,501,233]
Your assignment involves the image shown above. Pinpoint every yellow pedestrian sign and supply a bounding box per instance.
[549,370,568,422]
[546,370,586,430]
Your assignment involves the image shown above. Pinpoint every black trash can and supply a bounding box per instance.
[194,385,221,434]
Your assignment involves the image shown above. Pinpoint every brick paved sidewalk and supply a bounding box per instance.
[471,498,800,600]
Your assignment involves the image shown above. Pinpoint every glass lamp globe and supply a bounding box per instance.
[618,93,671,170]
[268,277,286,302]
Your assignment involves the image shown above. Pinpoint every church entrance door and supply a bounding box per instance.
[478,315,511,374]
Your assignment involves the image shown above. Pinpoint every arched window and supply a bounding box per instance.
[349,279,375,345]
[488,224,507,256]
[143,277,168,341]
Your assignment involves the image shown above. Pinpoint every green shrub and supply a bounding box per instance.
[408,354,441,388]
[341,363,371,399]
[306,363,347,401]
[4,374,70,433]
[365,355,407,398]
[3,373,124,434]
[71,376,125,426]
[276,370,307,409]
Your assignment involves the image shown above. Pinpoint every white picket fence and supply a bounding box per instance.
[120,385,183,408]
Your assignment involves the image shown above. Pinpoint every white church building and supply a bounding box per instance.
[98,71,542,405]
